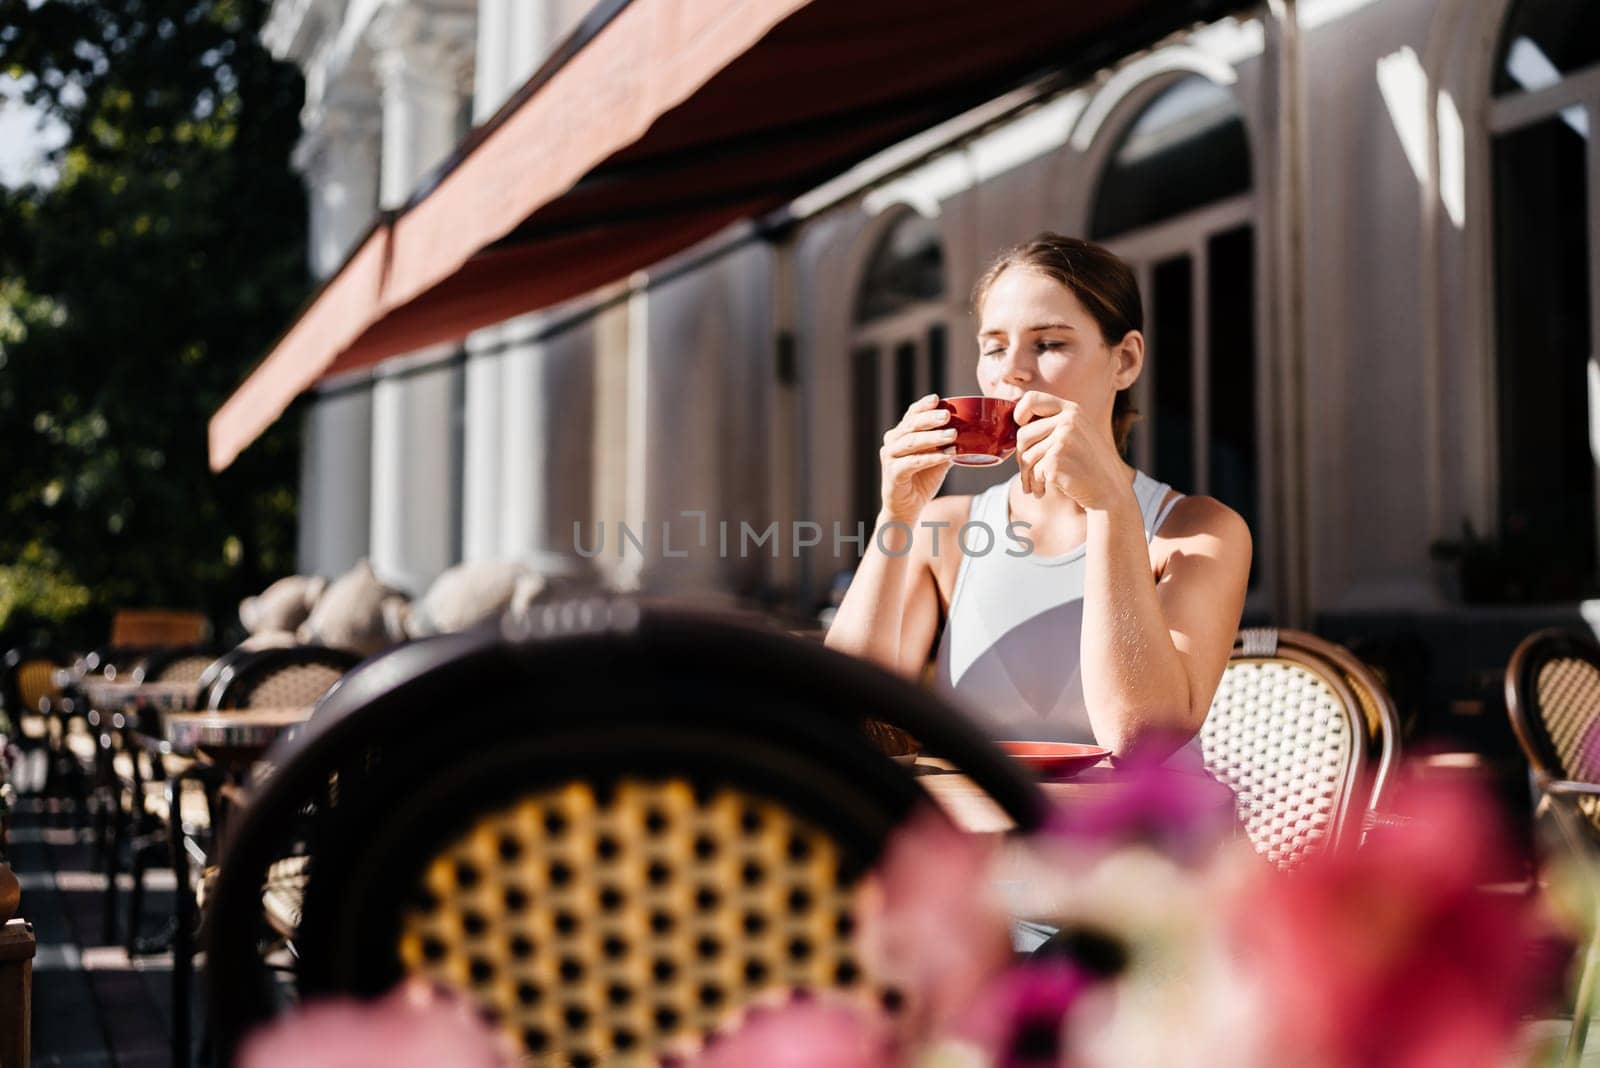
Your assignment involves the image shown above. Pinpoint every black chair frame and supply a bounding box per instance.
[207,604,1045,1062]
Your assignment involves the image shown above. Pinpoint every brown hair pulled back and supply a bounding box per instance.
[971,232,1142,452]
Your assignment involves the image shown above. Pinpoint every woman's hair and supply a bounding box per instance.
[971,232,1142,452]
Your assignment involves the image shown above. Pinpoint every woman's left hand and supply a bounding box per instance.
[1013,391,1128,509]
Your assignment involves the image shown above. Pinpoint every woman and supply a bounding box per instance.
[826,233,1251,763]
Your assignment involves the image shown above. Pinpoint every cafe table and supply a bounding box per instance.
[914,755,1238,833]
[81,678,198,714]
[161,707,313,776]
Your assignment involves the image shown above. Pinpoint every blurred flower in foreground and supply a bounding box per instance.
[856,804,1015,1037]
[945,960,1093,1068]
[237,980,517,1068]
[1232,780,1566,1068]
[689,996,895,1068]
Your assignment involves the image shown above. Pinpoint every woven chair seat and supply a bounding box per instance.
[1200,628,1398,872]
[141,777,213,830]
[262,855,311,939]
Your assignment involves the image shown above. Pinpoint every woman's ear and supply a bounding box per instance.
[1112,330,1145,391]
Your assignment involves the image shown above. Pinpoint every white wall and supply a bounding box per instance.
[629,241,777,597]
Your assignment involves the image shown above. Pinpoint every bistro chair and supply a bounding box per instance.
[207,599,1045,1066]
[192,646,255,711]
[135,646,219,688]
[141,643,361,1064]
[1504,627,1600,1067]
[2,646,89,824]
[206,644,360,711]
[1200,627,1401,873]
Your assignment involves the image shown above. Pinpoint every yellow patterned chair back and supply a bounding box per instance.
[206,606,1045,1066]
[1506,629,1600,834]
[3,647,67,719]
[1201,627,1400,872]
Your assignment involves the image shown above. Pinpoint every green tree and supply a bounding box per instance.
[0,0,307,649]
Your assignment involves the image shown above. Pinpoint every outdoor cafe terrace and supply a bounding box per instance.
[2,592,1600,1067]
[6,0,1600,1064]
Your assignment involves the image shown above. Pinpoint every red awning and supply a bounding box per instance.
[210,0,1255,470]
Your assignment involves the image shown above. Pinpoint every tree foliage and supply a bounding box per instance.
[0,0,307,648]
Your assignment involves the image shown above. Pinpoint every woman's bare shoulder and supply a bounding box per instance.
[1154,494,1252,551]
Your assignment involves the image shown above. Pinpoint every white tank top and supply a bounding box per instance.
[932,470,1204,766]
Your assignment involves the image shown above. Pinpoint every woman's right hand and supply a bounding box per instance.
[879,393,957,522]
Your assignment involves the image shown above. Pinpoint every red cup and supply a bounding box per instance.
[939,396,1018,467]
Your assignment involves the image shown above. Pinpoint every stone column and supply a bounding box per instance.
[463,3,595,576]
[292,86,381,577]
[292,93,381,278]
[366,2,474,593]
[370,4,474,209]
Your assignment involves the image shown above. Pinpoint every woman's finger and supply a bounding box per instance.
[883,403,950,445]
[885,427,959,457]
[889,454,947,482]
[1014,390,1062,425]
[1015,418,1056,454]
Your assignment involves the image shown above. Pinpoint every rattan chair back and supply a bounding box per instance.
[135,647,216,686]
[1200,627,1400,872]
[207,645,360,710]
[2,647,67,716]
[207,602,1045,1067]
[1506,628,1600,834]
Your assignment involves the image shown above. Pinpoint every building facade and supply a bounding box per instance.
[265,0,1600,716]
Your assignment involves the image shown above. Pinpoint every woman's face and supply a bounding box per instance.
[974,266,1142,435]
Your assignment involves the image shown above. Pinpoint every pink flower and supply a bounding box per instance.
[854,804,1014,1037]
[237,980,518,1068]
[1038,751,1237,864]
[1233,780,1565,1068]
[686,996,896,1068]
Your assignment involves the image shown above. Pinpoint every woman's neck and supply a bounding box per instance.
[1005,461,1139,551]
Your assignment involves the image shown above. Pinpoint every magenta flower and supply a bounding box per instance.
[1233,780,1564,1068]
[237,980,518,1068]
[956,960,1095,1068]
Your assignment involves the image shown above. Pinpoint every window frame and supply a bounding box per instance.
[1484,26,1600,595]
[1077,70,1270,618]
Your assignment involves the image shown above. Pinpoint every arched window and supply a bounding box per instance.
[1487,0,1600,600]
[1089,74,1251,240]
[850,211,949,535]
[1088,74,1260,592]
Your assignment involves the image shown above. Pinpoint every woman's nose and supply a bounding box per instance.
[999,345,1033,384]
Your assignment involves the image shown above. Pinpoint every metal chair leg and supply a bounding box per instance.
[101,790,124,946]
[168,778,193,1068]
[126,847,147,956]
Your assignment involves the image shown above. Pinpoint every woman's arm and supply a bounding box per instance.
[824,394,959,676]
[826,495,964,677]
[1013,389,1251,757]
[1079,492,1251,757]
